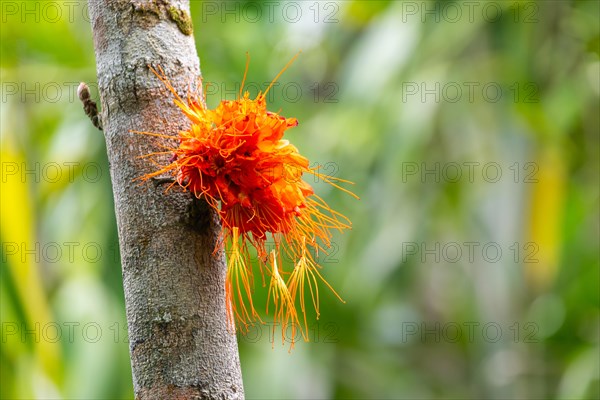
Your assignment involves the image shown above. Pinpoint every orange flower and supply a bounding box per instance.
[136,54,357,346]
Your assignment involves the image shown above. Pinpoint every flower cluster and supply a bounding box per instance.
[137,56,356,346]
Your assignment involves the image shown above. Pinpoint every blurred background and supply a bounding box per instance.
[1,0,599,398]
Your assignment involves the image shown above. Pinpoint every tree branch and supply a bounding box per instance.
[88,1,244,398]
[77,82,103,130]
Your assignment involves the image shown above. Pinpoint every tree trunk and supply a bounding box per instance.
[88,1,244,398]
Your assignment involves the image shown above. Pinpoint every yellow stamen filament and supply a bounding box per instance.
[240,52,250,98]
[267,250,299,349]
[262,51,302,99]
[226,227,259,331]
[288,237,345,338]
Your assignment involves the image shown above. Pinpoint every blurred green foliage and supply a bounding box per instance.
[1,0,598,399]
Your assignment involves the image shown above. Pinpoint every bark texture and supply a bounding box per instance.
[88,1,244,398]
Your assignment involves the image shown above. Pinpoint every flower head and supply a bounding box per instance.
[136,54,357,347]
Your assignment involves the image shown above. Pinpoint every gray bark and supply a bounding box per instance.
[88,1,244,398]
